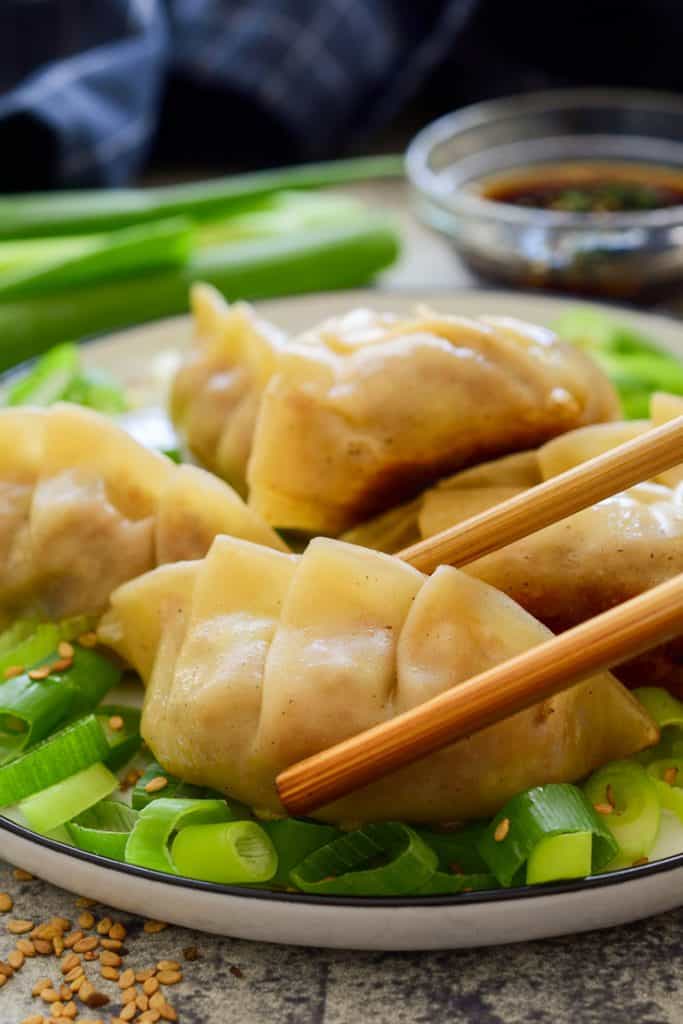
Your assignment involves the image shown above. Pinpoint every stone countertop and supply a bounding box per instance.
[2,178,683,1024]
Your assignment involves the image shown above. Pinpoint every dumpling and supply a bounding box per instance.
[384,393,683,693]
[170,293,619,536]
[246,311,619,534]
[0,403,286,626]
[98,536,656,823]
[170,284,287,496]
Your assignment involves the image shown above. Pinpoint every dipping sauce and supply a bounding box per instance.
[478,161,683,213]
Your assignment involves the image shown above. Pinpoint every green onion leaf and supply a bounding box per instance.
[290,823,438,896]
[0,217,193,301]
[3,343,79,406]
[20,761,118,833]
[0,619,40,655]
[416,822,490,874]
[0,714,109,807]
[171,821,278,884]
[125,798,232,873]
[478,784,618,887]
[131,762,217,811]
[415,871,497,895]
[0,646,120,763]
[67,800,138,860]
[583,761,660,864]
[261,818,342,888]
[95,706,141,771]
[0,156,404,239]
[0,624,62,681]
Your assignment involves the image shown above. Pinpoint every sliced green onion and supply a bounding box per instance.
[67,800,138,860]
[19,762,118,834]
[3,343,79,406]
[171,821,277,884]
[261,818,341,888]
[0,624,62,680]
[583,761,660,863]
[0,646,120,763]
[125,798,232,873]
[416,822,490,874]
[415,871,497,895]
[526,831,593,885]
[633,688,683,729]
[0,619,40,655]
[290,823,438,896]
[0,714,109,807]
[95,706,141,771]
[478,784,618,887]
[652,778,683,823]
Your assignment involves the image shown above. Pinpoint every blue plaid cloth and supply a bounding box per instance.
[0,0,476,188]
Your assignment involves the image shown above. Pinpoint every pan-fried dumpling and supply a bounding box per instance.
[99,536,656,823]
[171,294,619,536]
[246,312,619,534]
[170,284,287,496]
[396,394,683,693]
[0,403,286,625]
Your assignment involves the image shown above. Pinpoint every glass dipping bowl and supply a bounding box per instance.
[406,89,683,299]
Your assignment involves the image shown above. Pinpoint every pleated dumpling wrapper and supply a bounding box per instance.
[246,311,618,535]
[0,403,286,627]
[170,284,287,497]
[170,287,619,535]
[98,536,656,823]
[384,392,683,693]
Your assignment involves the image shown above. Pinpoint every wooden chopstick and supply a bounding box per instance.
[397,414,683,573]
[277,572,683,816]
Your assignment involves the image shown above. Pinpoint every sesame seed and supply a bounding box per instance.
[58,642,74,659]
[493,818,510,842]
[50,657,73,673]
[28,667,51,680]
[108,715,125,732]
[3,665,24,679]
[593,802,613,816]
[8,919,34,934]
[78,632,98,648]
[0,892,13,912]
[632,856,650,867]
[144,777,168,795]
[77,911,95,930]
[664,766,678,786]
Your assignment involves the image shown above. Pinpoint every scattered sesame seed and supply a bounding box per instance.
[96,917,112,935]
[632,856,650,867]
[74,898,97,909]
[78,632,98,648]
[229,965,244,979]
[593,802,613,816]
[108,715,125,732]
[493,818,510,842]
[157,970,182,986]
[3,665,24,679]
[50,657,73,673]
[182,946,199,962]
[58,641,74,659]
[0,892,13,912]
[118,969,136,990]
[664,766,678,786]
[78,911,95,930]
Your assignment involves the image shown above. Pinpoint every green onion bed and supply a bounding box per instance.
[0,617,681,896]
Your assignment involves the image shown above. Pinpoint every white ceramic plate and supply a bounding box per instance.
[2,288,683,951]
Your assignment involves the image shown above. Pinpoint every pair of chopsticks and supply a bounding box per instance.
[277,415,683,815]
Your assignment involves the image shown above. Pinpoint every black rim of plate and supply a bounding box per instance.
[2,287,683,908]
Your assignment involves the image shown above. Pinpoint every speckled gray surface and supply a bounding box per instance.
[1,858,682,1024]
